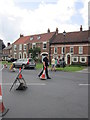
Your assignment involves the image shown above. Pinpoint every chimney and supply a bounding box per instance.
[80,25,83,31]
[20,34,24,38]
[7,42,10,46]
[56,27,58,35]
[89,26,90,30]
[47,28,50,33]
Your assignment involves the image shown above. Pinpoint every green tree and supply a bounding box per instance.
[29,47,41,61]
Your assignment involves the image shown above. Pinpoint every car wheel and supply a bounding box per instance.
[22,64,25,69]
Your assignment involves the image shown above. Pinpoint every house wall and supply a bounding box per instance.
[12,41,50,61]
[50,43,89,65]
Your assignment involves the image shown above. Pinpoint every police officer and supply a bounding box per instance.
[38,55,51,79]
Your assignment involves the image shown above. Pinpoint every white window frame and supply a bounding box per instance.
[79,46,83,54]
[32,43,36,49]
[72,57,78,62]
[37,36,41,40]
[14,45,17,51]
[43,42,47,49]
[62,47,65,54]
[54,47,57,54]
[19,44,22,50]
[36,53,39,59]
[24,44,27,50]
[23,52,27,59]
[30,37,33,40]
[70,47,74,54]
[80,57,87,63]
[19,52,22,59]
[14,53,17,59]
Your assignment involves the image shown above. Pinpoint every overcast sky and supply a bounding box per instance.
[0,0,89,45]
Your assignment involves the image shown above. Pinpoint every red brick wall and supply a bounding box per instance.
[66,47,70,53]
[74,46,78,54]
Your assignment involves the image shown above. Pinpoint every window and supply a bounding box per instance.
[62,47,65,54]
[43,42,47,49]
[19,52,22,59]
[70,47,74,54]
[19,44,22,50]
[72,57,78,62]
[30,37,33,40]
[23,52,27,59]
[80,57,87,63]
[54,47,57,54]
[24,44,27,50]
[32,43,36,49]
[79,46,83,54]
[37,36,41,40]
[14,45,17,51]
[36,53,39,59]
[14,53,17,58]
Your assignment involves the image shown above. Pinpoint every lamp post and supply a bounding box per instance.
[62,30,66,67]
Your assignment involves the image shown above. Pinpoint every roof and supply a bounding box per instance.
[13,32,55,45]
[51,30,90,44]
[3,44,12,50]
[13,36,30,44]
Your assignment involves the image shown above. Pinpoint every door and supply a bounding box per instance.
[67,55,70,65]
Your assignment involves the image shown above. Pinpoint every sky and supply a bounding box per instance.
[0,0,89,45]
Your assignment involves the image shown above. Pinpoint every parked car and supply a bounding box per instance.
[56,59,66,68]
[13,58,36,69]
[7,57,17,62]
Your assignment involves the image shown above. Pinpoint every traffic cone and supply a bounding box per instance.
[4,64,7,68]
[19,68,22,79]
[40,67,46,80]
[0,85,9,117]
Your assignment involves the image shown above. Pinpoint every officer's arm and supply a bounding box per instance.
[43,61,46,68]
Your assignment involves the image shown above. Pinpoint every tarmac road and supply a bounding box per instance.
[2,67,88,118]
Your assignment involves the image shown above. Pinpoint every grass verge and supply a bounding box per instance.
[36,63,85,72]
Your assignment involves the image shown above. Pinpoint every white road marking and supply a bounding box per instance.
[0,65,4,71]
[79,84,90,86]
[0,83,46,86]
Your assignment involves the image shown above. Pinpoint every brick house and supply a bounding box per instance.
[12,30,56,62]
[50,26,90,66]
[3,43,12,59]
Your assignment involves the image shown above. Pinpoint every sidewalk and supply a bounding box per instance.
[77,67,90,73]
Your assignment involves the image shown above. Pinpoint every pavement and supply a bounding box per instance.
[1,67,88,118]
[77,67,90,73]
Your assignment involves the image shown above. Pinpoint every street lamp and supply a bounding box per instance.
[62,30,66,68]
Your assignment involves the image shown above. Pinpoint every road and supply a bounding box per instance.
[1,67,88,118]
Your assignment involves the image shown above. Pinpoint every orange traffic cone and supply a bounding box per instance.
[4,64,7,68]
[40,67,46,80]
[19,68,22,79]
[0,85,9,117]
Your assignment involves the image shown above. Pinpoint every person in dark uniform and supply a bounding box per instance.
[38,55,51,79]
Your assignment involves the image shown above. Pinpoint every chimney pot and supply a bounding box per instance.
[89,26,90,30]
[56,27,58,35]
[7,42,10,46]
[20,34,24,38]
[47,28,50,33]
[80,25,83,31]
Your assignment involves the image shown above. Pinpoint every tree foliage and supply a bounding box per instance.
[29,47,41,60]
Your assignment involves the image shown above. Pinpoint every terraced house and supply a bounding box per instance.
[12,29,56,62]
[12,26,90,66]
[50,26,90,66]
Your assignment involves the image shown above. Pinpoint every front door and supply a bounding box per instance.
[67,55,70,65]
